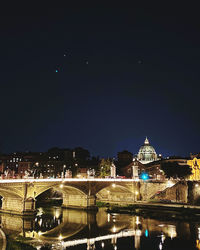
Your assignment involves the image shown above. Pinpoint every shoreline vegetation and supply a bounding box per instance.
[6,235,36,250]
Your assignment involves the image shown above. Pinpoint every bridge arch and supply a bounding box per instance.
[0,187,23,199]
[95,183,135,203]
[34,183,91,209]
[35,183,87,199]
[0,187,25,214]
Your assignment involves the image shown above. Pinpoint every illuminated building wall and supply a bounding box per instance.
[187,158,200,180]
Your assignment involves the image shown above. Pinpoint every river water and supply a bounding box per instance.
[1,206,200,249]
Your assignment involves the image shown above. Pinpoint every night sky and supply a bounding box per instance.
[0,3,200,157]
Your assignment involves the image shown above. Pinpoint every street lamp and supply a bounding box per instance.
[62,165,66,179]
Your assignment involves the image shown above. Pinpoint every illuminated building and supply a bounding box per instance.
[187,157,200,180]
[137,137,158,164]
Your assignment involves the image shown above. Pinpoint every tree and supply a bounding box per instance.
[98,158,112,178]
[161,161,192,179]
[115,150,133,175]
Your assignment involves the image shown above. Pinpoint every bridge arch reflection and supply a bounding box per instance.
[96,184,134,203]
[0,207,133,242]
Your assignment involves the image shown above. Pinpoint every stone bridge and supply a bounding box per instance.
[0,178,169,215]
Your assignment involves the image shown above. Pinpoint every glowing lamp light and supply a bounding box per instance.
[55,209,61,219]
[38,231,42,236]
[112,226,117,233]
[60,184,63,188]
[161,234,165,243]
[58,234,63,240]
[136,216,140,225]
[140,172,149,181]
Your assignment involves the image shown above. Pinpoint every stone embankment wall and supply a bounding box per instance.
[139,182,170,201]
[150,181,188,203]
[149,181,200,204]
[187,181,200,205]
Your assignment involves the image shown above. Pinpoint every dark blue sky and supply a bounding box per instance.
[0,3,200,157]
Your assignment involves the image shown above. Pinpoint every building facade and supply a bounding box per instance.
[137,137,158,164]
[187,157,200,181]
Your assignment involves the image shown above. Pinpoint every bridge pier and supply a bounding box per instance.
[62,194,97,210]
[1,197,36,216]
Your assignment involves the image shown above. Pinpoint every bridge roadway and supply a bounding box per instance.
[0,178,168,215]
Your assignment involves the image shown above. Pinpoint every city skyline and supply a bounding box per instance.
[0,136,190,159]
[1,4,200,250]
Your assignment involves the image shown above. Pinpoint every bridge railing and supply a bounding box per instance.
[0,178,141,183]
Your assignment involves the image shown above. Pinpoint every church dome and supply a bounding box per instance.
[137,137,157,164]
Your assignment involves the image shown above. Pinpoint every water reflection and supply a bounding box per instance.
[1,207,200,249]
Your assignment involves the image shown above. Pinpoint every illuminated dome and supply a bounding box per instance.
[137,137,158,164]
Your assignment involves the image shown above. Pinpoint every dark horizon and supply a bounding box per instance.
[0,3,200,158]
[0,138,192,159]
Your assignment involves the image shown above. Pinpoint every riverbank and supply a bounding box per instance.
[106,202,200,220]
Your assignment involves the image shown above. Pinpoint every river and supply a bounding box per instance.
[1,206,200,249]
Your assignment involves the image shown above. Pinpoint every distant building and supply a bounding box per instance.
[18,162,33,177]
[121,159,144,179]
[190,153,200,159]
[121,157,189,181]
[145,158,188,180]
[0,161,5,173]
[187,157,200,181]
[77,168,87,178]
[137,137,159,164]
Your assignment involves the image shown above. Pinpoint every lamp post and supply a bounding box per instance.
[62,165,66,179]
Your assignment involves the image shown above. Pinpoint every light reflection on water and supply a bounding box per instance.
[1,207,200,249]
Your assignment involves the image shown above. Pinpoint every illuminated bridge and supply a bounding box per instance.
[0,178,168,215]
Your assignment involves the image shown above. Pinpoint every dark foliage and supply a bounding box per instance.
[161,161,192,179]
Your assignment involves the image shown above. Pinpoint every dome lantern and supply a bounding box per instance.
[144,137,149,145]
